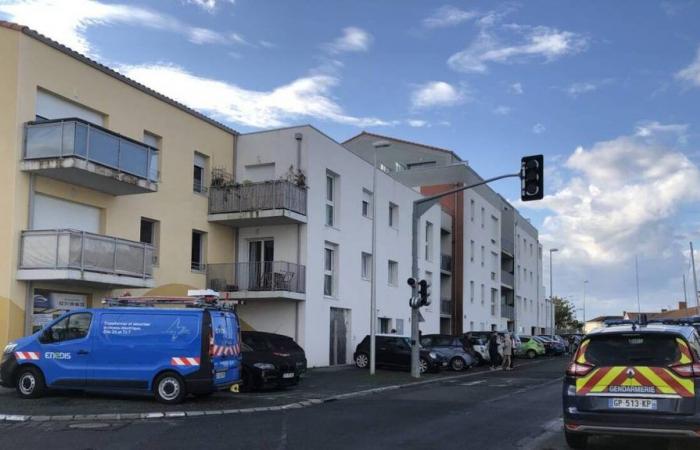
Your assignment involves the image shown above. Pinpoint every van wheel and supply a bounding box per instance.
[154,372,186,404]
[564,430,588,449]
[450,357,465,371]
[16,366,46,399]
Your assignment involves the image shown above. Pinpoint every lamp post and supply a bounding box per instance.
[549,248,559,333]
[370,140,391,375]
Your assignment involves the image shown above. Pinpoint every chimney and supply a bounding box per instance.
[679,301,687,310]
[661,309,668,313]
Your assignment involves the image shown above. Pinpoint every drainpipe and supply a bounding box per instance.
[25,174,36,335]
[294,132,303,342]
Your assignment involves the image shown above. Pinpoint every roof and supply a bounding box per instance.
[0,21,238,136]
[587,323,695,339]
[343,131,461,162]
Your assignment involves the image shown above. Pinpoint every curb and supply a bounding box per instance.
[0,358,550,423]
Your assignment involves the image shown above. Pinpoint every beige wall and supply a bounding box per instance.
[0,27,237,347]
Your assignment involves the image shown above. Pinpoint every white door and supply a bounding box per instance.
[33,195,100,233]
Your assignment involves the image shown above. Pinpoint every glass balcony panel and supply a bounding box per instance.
[87,127,120,168]
[25,122,63,158]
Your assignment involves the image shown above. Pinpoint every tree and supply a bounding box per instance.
[553,296,582,332]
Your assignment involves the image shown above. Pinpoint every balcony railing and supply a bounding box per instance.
[440,254,452,272]
[24,118,159,182]
[501,301,515,320]
[207,261,306,294]
[19,229,153,279]
[440,299,452,315]
[209,180,307,216]
[501,270,514,287]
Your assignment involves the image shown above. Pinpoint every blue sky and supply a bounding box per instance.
[2,0,700,320]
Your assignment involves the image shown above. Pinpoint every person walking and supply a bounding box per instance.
[502,332,513,371]
[488,332,499,370]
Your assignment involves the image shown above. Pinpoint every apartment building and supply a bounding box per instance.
[205,126,442,366]
[343,132,551,336]
[0,22,238,349]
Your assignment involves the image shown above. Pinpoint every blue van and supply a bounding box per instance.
[0,306,241,404]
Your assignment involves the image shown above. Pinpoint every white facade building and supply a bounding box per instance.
[226,126,441,367]
[513,217,545,335]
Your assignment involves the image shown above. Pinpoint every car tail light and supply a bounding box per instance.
[566,362,595,377]
[208,330,215,358]
[669,363,700,378]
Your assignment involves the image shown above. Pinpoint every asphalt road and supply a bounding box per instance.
[2,357,697,450]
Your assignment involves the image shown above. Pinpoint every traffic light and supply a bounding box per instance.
[521,155,544,201]
[418,279,431,306]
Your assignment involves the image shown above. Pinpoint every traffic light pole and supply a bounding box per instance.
[410,172,521,378]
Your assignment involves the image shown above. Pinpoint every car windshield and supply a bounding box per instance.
[582,333,682,367]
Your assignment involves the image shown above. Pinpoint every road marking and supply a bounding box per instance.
[459,380,486,386]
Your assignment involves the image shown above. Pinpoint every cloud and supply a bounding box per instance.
[186,0,234,13]
[493,105,512,115]
[532,123,546,134]
[635,121,689,145]
[324,27,372,54]
[119,63,390,129]
[509,82,524,94]
[0,0,243,55]
[448,25,588,73]
[676,46,700,87]
[411,81,467,109]
[407,119,428,128]
[566,82,597,98]
[423,5,477,29]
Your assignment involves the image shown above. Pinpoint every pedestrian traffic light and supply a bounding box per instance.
[418,279,431,306]
[407,277,417,289]
[520,155,544,201]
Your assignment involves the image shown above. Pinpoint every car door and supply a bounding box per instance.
[390,338,412,368]
[38,312,93,388]
[376,337,392,366]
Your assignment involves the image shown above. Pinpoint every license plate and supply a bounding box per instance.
[216,371,227,380]
[608,398,657,410]
[282,372,295,379]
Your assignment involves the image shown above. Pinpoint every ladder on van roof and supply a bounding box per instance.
[103,290,241,310]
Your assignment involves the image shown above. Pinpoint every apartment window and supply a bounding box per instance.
[530,271,533,284]
[480,283,485,305]
[143,131,161,181]
[480,207,485,229]
[139,218,160,265]
[470,199,475,222]
[480,322,485,331]
[378,318,390,334]
[470,240,475,262]
[470,281,475,303]
[326,172,337,227]
[516,234,520,256]
[491,289,498,316]
[517,265,521,283]
[491,216,498,243]
[523,297,528,311]
[395,318,404,335]
[362,189,373,218]
[523,267,527,282]
[389,202,398,228]
[469,321,474,331]
[388,260,398,286]
[324,243,337,297]
[530,243,533,257]
[193,152,208,193]
[361,252,372,281]
[191,230,205,271]
[480,245,485,267]
[424,221,434,261]
[491,252,498,280]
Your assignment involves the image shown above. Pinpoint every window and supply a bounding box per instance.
[491,252,498,280]
[480,322,485,331]
[491,289,498,316]
[530,243,533,257]
[530,271,533,284]
[362,189,373,218]
[480,283,485,305]
[469,321,474,331]
[388,260,398,286]
[324,243,337,297]
[40,313,92,343]
[480,207,485,229]
[470,240,475,262]
[517,265,521,283]
[191,230,206,271]
[395,318,404,335]
[523,297,527,311]
[470,199,475,222]
[140,218,160,265]
[491,216,499,242]
[379,318,390,334]
[143,131,160,181]
[361,252,372,281]
[193,152,208,193]
[389,202,398,228]
[480,245,485,267]
[470,281,475,303]
[516,234,520,256]
[326,172,337,227]
[424,221,434,261]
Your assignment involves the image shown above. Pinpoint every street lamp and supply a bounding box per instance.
[549,248,559,333]
[370,140,391,375]
[583,280,589,326]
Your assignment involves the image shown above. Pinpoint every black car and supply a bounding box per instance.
[563,323,700,448]
[240,331,307,391]
[353,335,446,373]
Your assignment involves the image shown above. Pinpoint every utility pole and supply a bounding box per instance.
[635,256,641,316]
[549,249,558,333]
[683,274,688,305]
[691,242,699,309]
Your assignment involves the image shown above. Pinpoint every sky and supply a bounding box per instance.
[2,0,700,322]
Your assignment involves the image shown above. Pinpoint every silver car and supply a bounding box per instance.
[420,334,475,371]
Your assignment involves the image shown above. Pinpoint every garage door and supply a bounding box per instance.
[33,194,100,233]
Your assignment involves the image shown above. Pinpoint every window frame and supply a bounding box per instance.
[361,252,372,281]
[388,260,398,286]
[191,230,206,272]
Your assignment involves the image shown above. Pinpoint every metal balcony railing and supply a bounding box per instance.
[24,118,159,182]
[440,299,452,315]
[208,180,307,216]
[207,261,306,294]
[19,229,154,279]
[501,302,515,320]
[440,254,452,272]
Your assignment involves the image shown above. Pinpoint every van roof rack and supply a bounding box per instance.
[103,290,240,311]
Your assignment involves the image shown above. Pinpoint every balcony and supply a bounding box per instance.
[501,270,514,288]
[21,119,158,195]
[17,229,154,288]
[208,180,307,227]
[440,298,452,316]
[206,261,306,301]
[501,301,515,320]
[440,254,452,273]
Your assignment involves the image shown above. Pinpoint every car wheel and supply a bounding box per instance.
[355,352,369,369]
[527,349,536,359]
[419,358,429,374]
[154,372,186,404]
[15,366,46,399]
[450,357,465,371]
[564,429,588,449]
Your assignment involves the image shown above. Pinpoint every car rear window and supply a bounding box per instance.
[268,336,302,352]
[582,333,681,367]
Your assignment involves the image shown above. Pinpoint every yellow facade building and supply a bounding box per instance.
[0,21,239,348]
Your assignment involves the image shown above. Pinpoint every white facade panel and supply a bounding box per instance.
[33,194,100,233]
[36,89,105,125]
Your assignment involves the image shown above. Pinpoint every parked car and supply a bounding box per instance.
[420,334,475,371]
[534,335,565,356]
[465,331,519,365]
[240,331,307,391]
[461,335,490,365]
[516,335,546,359]
[0,306,241,404]
[354,335,446,373]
